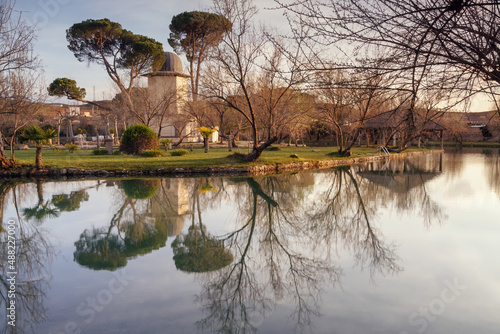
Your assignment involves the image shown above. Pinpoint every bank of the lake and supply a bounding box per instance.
[1,146,441,178]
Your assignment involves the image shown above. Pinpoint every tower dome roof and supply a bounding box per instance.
[160,52,183,73]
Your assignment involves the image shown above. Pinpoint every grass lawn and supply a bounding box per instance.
[4,145,415,171]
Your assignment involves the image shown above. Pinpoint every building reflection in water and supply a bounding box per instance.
[73,178,192,271]
[150,178,190,237]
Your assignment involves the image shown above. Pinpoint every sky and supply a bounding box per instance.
[14,0,288,105]
[13,0,494,111]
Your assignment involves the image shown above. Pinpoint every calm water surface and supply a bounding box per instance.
[1,149,499,334]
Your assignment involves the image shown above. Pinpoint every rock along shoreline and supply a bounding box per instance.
[0,150,442,180]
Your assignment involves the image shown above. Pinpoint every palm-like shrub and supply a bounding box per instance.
[19,125,57,169]
[198,126,216,153]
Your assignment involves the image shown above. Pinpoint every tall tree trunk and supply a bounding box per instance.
[95,126,100,149]
[228,134,233,152]
[35,144,43,169]
[0,130,12,169]
[57,120,61,145]
[204,137,209,153]
[9,135,15,163]
[114,117,119,144]
[68,119,74,140]
[0,130,6,158]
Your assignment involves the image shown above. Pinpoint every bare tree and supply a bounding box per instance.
[313,69,394,155]
[0,0,38,168]
[279,0,500,115]
[252,38,310,142]
[0,68,45,162]
[204,0,311,160]
[204,0,265,161]
[112,85,178,138]
[0,0,36,73]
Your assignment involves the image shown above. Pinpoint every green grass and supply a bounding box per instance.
[7,146,423,171]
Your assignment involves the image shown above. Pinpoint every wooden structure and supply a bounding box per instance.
[361,109,446,149]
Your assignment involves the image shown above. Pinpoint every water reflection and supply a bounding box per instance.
[0,181,54,334]
[3,151,488,333]
[483,149,500,195]
[74,178,188,271]
[195,176,341,333]
[353,155,446,229]
[23,180,60,224]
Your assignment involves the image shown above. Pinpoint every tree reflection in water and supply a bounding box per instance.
[483,149,500,196]
[0,153,449,333]
[195,175,342,334]
[73,178,194,271]
[74,179,168,271]
[192,155,446,333]
[0,181,54,334]
[172,180,233,273]
[22,180,60,224]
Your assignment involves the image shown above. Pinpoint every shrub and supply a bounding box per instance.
[170,149,188,156]
[140,149,164,157]
[290,154,300,159]
[120,124,158,155]
[65,143,80,153]
[92,149,108,155]
[160,139,172,150]
[266,146,282,151]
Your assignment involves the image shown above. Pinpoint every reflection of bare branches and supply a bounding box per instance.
[345,169,402,277]
[484,149,500,196]
[196,177,341,334]
[0,184,54,334]
[307,168,403,279]
[355,154,447,229]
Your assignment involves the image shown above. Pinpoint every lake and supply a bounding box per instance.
[1,149,499,334]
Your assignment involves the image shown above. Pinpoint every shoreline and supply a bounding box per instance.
[0,150,443,180]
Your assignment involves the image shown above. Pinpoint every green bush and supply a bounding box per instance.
[290,154,300,159]
[120,124,158,155]
[266,146,282,151]
[170,149,188,156]
[121,179,160,199]
[92,149,108,155]
[140,150,164,157]
[65,143,80,153]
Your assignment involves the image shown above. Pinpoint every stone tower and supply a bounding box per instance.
[145,52,191,138]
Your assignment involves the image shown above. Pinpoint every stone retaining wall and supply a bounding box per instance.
[0,150,442,179]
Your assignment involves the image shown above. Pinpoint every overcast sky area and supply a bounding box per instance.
[14,0,288,105]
